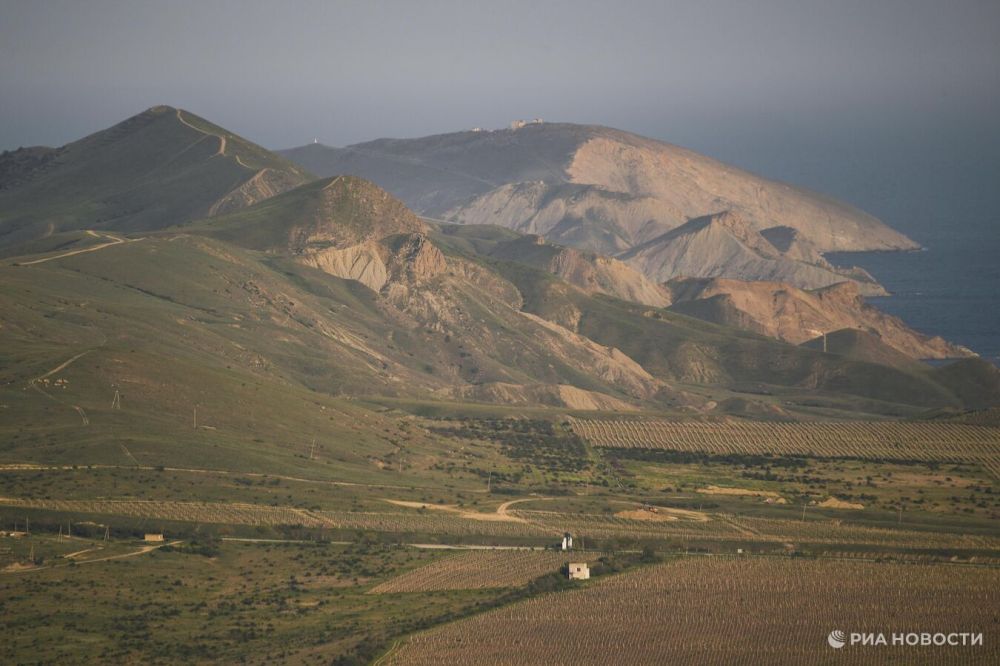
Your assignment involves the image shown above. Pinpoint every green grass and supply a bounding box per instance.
[0,106,312,249]
[0,538,500,665]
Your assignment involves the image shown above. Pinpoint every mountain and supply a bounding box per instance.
[799,329,933,370]
[188,175,986,414]
[484,233,670,307]
[184,176,668,409]
[929,359,1000,411]
[666,277,974,360]
[0,105,312,251]
[4,108,994,433]
[279,122,917,292]
[620,211,886,295]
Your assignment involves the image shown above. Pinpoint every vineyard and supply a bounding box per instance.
[369,550,599,593]
[0,498,328,527]
[0,498,554,538]
[570,418,1000,476]
[511,510,1000,550]
[387,557,1000,665]
[3,498,996,550]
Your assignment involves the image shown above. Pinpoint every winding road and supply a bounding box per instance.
[16,230,131,266]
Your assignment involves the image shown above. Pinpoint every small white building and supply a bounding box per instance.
[568,562,590,580]
[144,533,164,543]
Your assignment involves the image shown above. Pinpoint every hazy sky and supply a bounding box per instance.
[2,0,998,155]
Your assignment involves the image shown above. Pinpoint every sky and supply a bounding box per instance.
[2,0,998,155]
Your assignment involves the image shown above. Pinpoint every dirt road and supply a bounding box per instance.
[16,230,130,266]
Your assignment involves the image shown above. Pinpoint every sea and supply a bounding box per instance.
[683,125,1000,365]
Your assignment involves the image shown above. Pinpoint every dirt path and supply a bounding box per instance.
[16,230,131,266]
[31,350,91,385]
[80,540,182,565]
[28,350,93,425]
[73,406,90,426]
[120,444,140,466]
[2,540,181,576]
[496,497,555,518]
[382,499,526,523]
[63,546,103,559]
[176,109,227,156]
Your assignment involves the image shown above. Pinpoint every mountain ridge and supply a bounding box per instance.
[279,122,916,294]
[4,107,993,420]
[0,105,312,251]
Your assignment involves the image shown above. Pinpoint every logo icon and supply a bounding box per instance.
[828,630,847,649]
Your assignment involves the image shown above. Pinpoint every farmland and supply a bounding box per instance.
[387,557,1000,665]
[569,418,1000,477]
[369,550,600,593]
[1,416,998,664]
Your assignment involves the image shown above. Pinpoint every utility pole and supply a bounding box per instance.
[898,504,903,525]
[193,405,197,429]
[111,388,121,409]
[309,438,316,461]
[487,470,493,492]
[801,503,807,522]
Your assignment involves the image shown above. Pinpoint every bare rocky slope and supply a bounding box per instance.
[620,211,886,296]
[280,123,917,293]
[189,176,670,411]
[487,234,671,307]
[667,277,974,360]
[188,175,988,413]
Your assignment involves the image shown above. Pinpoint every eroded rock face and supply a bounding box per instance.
[489,234,671,307]
[620,211,887,296]
[298,233,448,295]
[283,123,917,255]
[384,233,448,285]
[519,311,663,399]
[564,134,916,253]
[284,124,918,298]
[298,242,389,292]
[667,277,976,360]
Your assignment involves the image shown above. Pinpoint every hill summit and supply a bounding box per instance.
[280,122,917,293]
[0,105,311,250]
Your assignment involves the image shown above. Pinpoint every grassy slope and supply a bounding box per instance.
[0,106,312,250]
[0,231,665,484]
[0,235,468,485]
[187,174,427,251]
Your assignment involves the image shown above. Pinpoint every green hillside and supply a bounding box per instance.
[0,106,312,251]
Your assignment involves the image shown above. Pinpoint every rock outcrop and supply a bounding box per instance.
[667,277,975,360]
[489,234,671,307]
[280,122,917,295]
[621,211,886,296]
